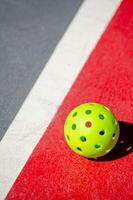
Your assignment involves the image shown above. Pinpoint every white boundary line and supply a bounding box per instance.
[0,0,121,199]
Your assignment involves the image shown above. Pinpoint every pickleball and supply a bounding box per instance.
[64,103,120,158]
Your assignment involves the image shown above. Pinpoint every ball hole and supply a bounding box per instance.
[80,136,86,142]
[112,133,115,138]
[73,112,77,117]
[115,119,117,126]
[85,121,92,128]
[72,124,76,130]
[89,103,95,106]
[112,118,117,126]
[77,147,82,151]
[99,114,104,120]
[103,106,109,111]
[112,118,115,124]
[95,144,101,149]
[66,135,70,141]
[85,110,92,114]
[99,130,105,135]
[90,154,96,157]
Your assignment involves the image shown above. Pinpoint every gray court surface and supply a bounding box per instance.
[0,0,82,140]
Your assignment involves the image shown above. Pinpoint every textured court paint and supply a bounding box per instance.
[6,0,133,199]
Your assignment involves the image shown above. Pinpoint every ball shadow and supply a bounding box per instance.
[96,121,133,161]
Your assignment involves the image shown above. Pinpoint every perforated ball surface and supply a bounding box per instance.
[64,103,120,158]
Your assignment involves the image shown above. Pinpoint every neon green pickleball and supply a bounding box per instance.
[64,103,120,158]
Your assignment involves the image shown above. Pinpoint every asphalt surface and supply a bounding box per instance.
[0,0,82,140]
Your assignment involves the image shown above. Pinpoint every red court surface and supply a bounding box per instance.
[6,0,133,199]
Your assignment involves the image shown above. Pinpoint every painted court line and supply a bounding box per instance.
[0,0,121,199]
